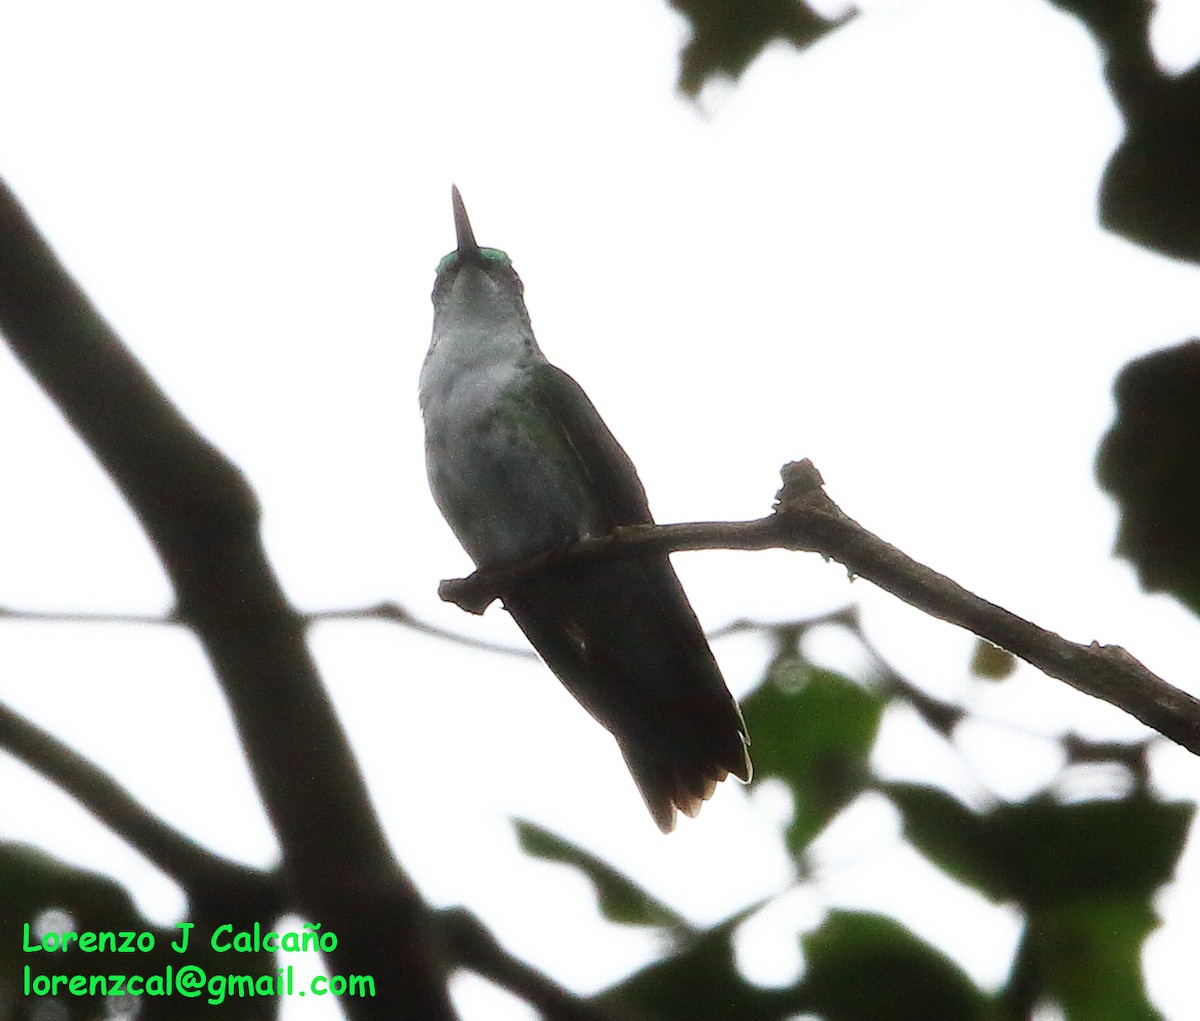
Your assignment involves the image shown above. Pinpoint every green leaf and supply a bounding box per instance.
[989,796,1191,907]
[884,783,1002,895]
[889,786,1188,1019]
[596,905,803,1021]
[742,665,884,854]
[802,911,991,1021]
[514,819,690,929]
[599,907,993,1021]
[1097,341,1200,615]
[1045,2,1200,262]
[0,842,149,1021]
[0,842,279,1021]
[667,0,853,96]
[0,841,144,931]
[887,785,1192,908]
[1013,899,1164,1021]
[969,639,1017,680]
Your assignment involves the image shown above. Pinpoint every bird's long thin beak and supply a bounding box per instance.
[452,185,481,260]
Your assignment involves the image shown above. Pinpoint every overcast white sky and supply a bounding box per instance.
[3,1,1200,1018]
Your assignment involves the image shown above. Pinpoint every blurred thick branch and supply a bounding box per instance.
[0,697,278,912]
[0,179,456,1021]
[443,459,1200,757]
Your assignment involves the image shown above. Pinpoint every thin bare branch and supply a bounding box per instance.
[441,460,1200,758]
[0,600,539,660]
[0,606,178,626]
[309,600,538,658]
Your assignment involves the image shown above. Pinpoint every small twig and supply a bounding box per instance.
[0,600,539,660]
[705,605,860,642]
[440,460,1200,758]
[0,606,180,625]
[309,600,537,659]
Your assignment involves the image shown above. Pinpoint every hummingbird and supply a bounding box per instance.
[419,187,750,832]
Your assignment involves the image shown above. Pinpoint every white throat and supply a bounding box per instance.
[420,264,543,412]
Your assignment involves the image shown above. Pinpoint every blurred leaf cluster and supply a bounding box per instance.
[5,3,1200,1021]
[0,847,273,1021]
[675,0,1200,270]
[667,0,852,95]
[517,620,1191,1021]
[1098,340,1200,615]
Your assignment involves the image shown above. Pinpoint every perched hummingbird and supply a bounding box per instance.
[419,187,751,832]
